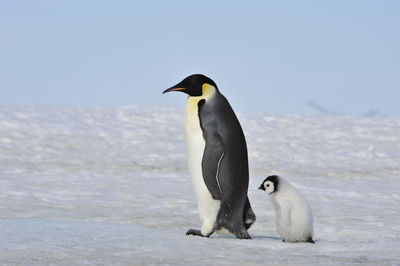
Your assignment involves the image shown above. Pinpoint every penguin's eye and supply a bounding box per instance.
[266,184,270,187]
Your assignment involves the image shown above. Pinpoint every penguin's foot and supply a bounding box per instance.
[186,229,202,236]
[216,221,252,239]
[306,237,315,244]
[220,220,252,239]
[186,229,212,237]
[233,230,251,239]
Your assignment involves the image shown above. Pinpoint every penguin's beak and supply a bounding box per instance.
[162,87,186,94]
[258,184,265,190]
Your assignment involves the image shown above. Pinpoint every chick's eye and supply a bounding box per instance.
[266,184,270,187]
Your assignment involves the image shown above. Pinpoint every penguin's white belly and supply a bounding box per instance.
[274,198,313,242]
[184,97,220,234]
[277,212,312,241]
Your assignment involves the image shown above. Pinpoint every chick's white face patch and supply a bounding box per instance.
[263,180,275,194]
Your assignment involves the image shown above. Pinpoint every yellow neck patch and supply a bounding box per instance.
[201,83,216,100]
[185,83,217,116]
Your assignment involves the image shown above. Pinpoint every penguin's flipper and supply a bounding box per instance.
[280,200,292,226]
[201,131,224,201]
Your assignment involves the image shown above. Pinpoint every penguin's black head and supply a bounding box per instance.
[258,175,280,194]
[163,74,218,97]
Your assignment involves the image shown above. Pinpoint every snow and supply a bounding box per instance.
[0,105,399,265]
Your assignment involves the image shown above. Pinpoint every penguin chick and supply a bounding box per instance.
[259,175,315,243]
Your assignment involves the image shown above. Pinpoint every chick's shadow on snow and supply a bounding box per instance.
[251,235,282,241]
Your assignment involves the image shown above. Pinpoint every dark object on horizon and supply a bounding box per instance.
[307,100,380,117]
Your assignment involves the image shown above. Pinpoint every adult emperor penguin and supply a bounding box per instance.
[163,74,256,239]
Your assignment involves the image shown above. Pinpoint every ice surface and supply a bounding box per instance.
[0,105,399,265]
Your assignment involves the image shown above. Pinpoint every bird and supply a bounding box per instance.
[163,74,256,239]
[259,175,315,243]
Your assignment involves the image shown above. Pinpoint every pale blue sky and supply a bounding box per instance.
[1,1,399,115]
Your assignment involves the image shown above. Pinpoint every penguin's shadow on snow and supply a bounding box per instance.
[212,235,281,241]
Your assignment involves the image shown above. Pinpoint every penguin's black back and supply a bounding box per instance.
[198,90,250,233]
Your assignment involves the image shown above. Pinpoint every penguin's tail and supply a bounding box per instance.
[215,200,252,239]
[244,197,256,229]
